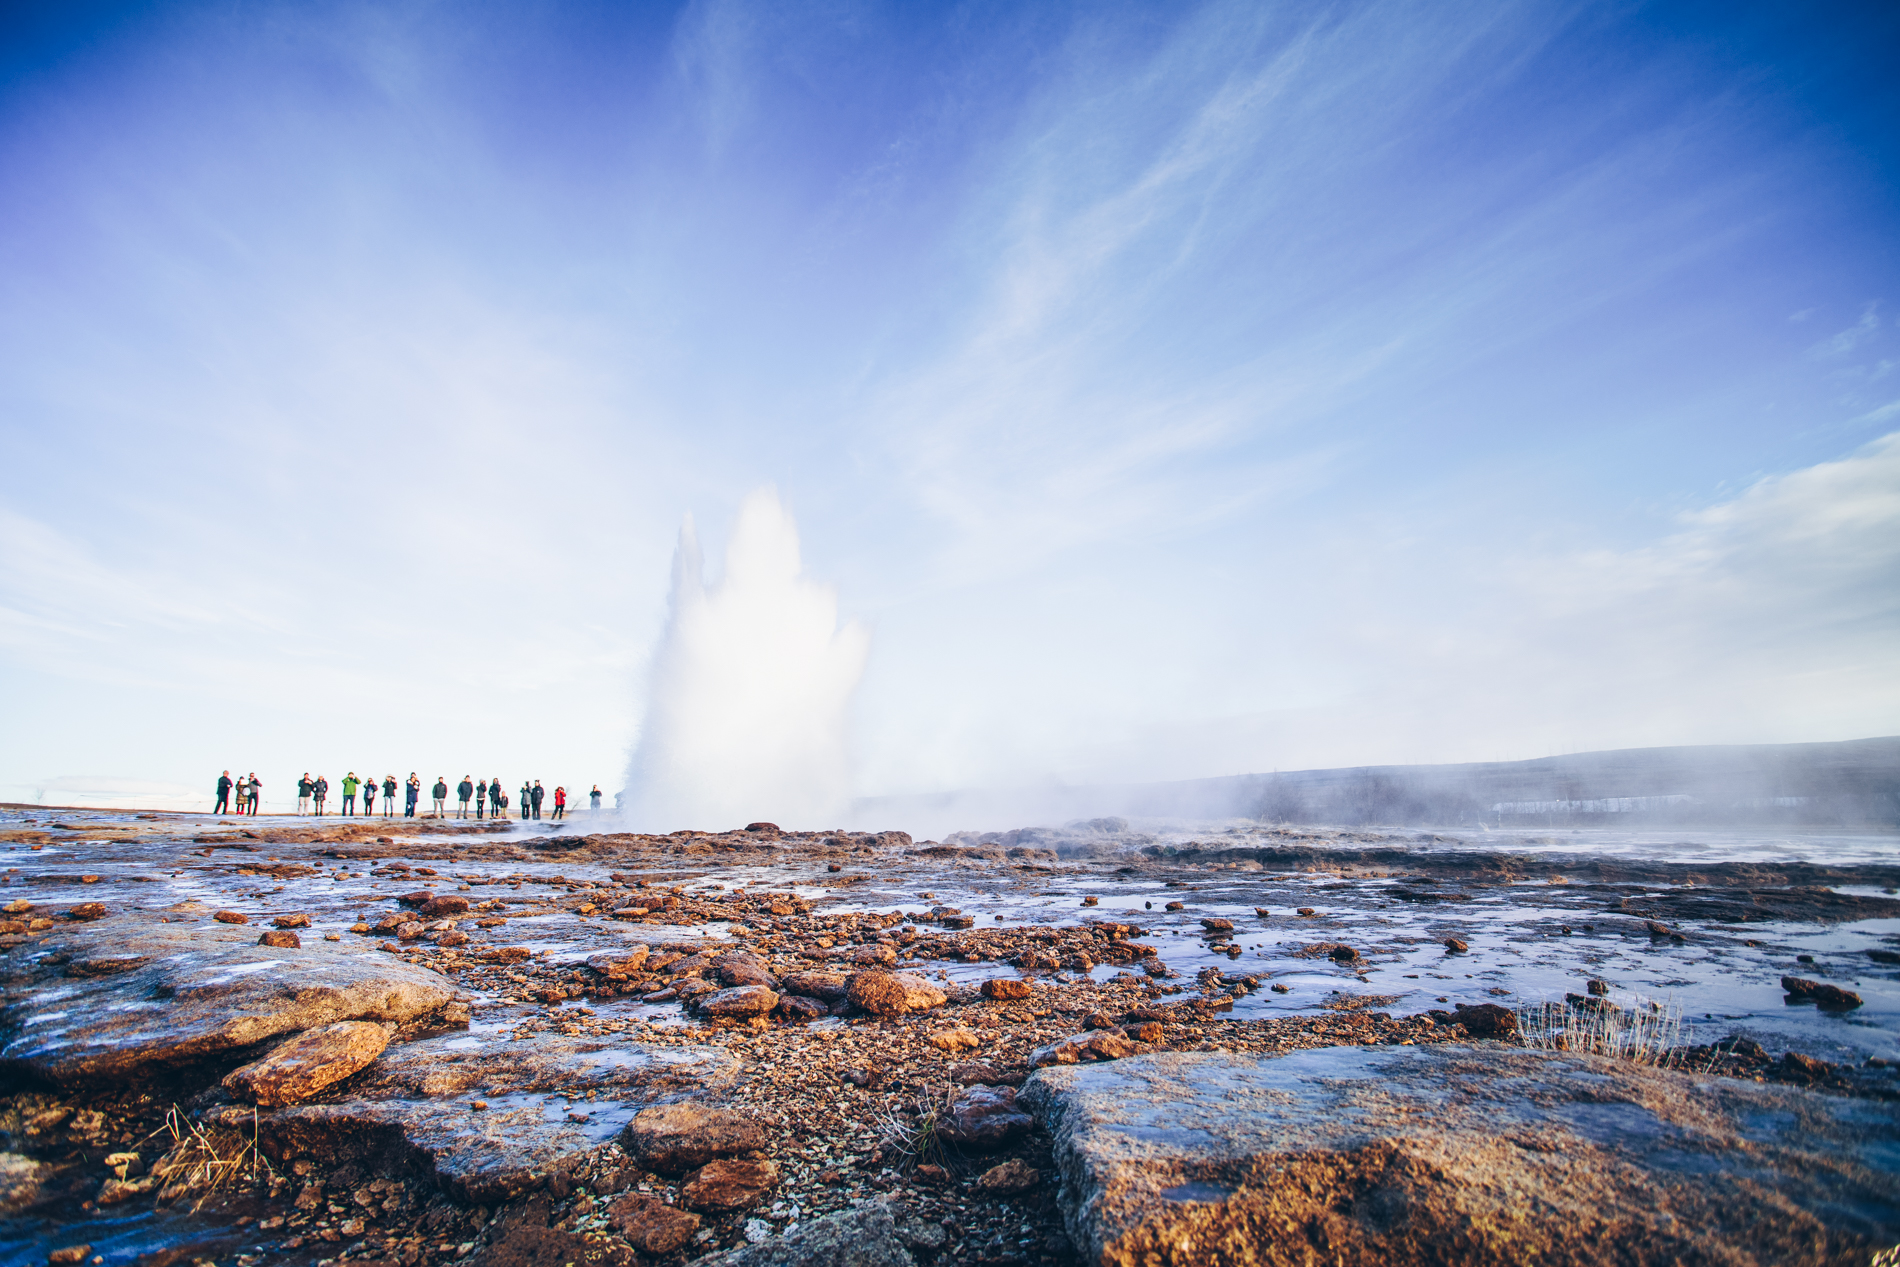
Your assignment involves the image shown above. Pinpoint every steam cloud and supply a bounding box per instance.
[620,488,870,831]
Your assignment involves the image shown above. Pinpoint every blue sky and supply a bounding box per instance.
[1,0,1896,814]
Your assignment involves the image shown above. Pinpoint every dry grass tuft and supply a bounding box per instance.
[1515,994,1689,1067]
[145,1106,277,1208]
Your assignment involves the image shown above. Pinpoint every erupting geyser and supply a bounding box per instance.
[620,488,870,831]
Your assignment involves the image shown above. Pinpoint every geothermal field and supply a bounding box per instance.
[2,806,1897,1267]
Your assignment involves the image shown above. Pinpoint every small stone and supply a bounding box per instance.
[222,1020,391,1106]
[846,970,947,1018]
[981,977,1033,1001]
[1254,907,1271,917]
[775,995,829,1023]
[419,896,470,919]
[398,890,434,907]
[1329,946,1359,963]
[975,1159,1039,1195]
[607,1193,701,1254]
[2,899,29,914]
[1082,1012,1115,1030]
[1164,901,1185,912]
[621,1102,768,1175]
[395,922,424,941]
[1200,918,1234,931]
[928,1027,981,1054]
[1126,1021,1164,1043]
[713,951,778,988]
[915,1163,950,1185]
[1444,937,1469,953]
[1081,896,1099,906]
[1297,907,1317,917]
[64,903,108,922]
[1270,983,1290,993]
[258,930,302,948]
[681,1158,778,1212]
[213,910,249,925]
[1587,978,1610,996]
[272,913,311,928]
[841,943,899,967]
[827,862,843,872]
[49,1245,91,1265]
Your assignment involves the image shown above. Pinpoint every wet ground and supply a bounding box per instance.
[3,808,1898,1267]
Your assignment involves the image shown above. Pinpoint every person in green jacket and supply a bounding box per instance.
[341,772,361,816]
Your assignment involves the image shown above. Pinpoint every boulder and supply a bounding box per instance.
[0,923,456,1086]
[774,995,829,1024]
[621,1101,768,1175]
[64,903,108,922]
[846,971,946,1018]
[681,1157,778,1212]
[272,913,311,928]
[981,978,1034,1001]
[419,896,470,919]
[222,1020,390,1106]
[1021,1046,1900,1267]
[696,985,780,1019]
[938,1084,1032,1150]
[258,931,302,948]
[779,971,849,1003]
[686,1197,914,1267]
[1451,1002,1517,1037]
[712,952,778,988]
[608,1193,701,1254]
[1030,1031,1152,1067]
[1782,976,1864,1009]
[588,947,650,979]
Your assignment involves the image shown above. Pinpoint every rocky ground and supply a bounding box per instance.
[3,814,1898,1267]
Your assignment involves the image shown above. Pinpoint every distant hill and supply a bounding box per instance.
[857,737,1900,833]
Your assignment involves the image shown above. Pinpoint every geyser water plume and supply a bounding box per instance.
[621,488,870,831]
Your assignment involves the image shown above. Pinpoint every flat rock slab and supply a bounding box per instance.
[224,1034,738,1204]
[1020,1046,1900,1267]
[687,1199,915,1267]
[0,924,454,1085]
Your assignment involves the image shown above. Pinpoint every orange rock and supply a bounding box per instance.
[221,1021,390,1106]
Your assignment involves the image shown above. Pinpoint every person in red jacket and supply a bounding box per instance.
[551,786,567,820]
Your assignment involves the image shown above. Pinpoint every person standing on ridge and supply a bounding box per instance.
[430,777,447,816]
[519,780,532,820]
[383,774,398,818]
[297,774,312,815]
[246,774,261,815]
[362,776,376,817]
[589,785,602,813]
[530,780,544,820]
[405,773,421,818]
[457,776,474,819]
[215,771,232,815]
[341,772,360,816]
[313,774,329,816]
[474,778,486,819]
[551,786,566,820]
[491,777,506,818]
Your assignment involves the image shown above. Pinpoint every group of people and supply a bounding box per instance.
[218,771,604,818]
[214,771,261,815]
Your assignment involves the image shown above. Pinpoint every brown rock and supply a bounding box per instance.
[395,922,424,941]
[780,971,850,1003]
[606,1193,700,1254]
[1329,946,1359,963]
[1586,978,1610,996]
[743,822,781,836]
[1781,977,1863,1009]
[398,891,434,907]
[419,896,470,919]
[695,985,780,1019]
[1164,902,1185,912]
[48,1245,90,1265]
[775,995,829,1024]
[1083,1012,1115,1030]
[64,903,108,922]
[680,1157,778,1212]
[213,911,249,925]
[975,1159,1040,1195]
[620,1102,767,1175]
[1296,907,1316,917]
[840,943,899,967]
[712,951,777,988]
[1125,1022,1164,1044]
[587,947,650,978]
[1452,1002,1518,1037]
[1200,918,1234,932]
[1444,937,1469,953]
[940,1084,1033,1150]
[258,931,302,949]
[982,978,1034,1001]
[928,1028,981,1054]
[1031,1031,1152,1067]
[847,971,947,1018]
[221,1021,390,1106]
[272,913,311,929]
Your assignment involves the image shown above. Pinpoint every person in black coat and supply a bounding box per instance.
[215,771,232,814]
[405,774,421,818]
[456,777,474,819]
[529,780,544,820]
